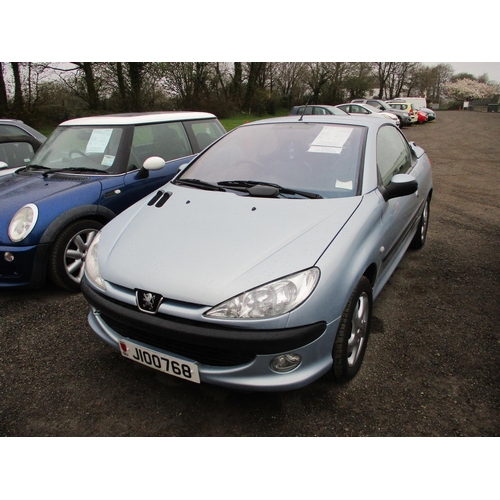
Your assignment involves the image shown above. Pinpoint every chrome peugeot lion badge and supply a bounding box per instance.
[136,289,163,314]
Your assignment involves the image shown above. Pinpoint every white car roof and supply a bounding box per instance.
[60,111,216,127]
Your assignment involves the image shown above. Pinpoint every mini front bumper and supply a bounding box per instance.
[82,277,338,391]
[0,242,49,288]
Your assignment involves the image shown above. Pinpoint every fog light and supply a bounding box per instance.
[4,252,14,262]
[271,353,302,373]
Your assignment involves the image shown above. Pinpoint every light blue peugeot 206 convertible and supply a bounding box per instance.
[82,113,432,391]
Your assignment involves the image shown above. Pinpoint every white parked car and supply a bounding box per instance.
[335,103,400,126]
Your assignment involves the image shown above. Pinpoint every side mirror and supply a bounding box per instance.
[0,161,8,168]
[137,156,165,179]
[381,173,418,201]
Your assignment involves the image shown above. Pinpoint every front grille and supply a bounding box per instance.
[0,263,23,279]
[100,313,256,367]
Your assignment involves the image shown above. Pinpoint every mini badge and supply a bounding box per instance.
[136,289,163,314]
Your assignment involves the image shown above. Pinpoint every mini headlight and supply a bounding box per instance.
[84,231,105,290]
[8,204,38,242]
[206,267,320,319]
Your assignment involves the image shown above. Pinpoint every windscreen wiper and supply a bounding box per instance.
[218,180,323,199]
[39,167,109,177]
[175,178,226,192]
[64,167,109,174]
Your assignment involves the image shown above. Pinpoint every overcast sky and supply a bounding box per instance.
[425,62,500,83]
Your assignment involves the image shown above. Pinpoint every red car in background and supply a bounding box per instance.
[417,110,428,123]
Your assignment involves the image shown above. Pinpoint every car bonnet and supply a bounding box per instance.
[98,185,362,306]
[0,173,102,239]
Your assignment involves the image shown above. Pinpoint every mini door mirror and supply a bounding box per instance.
[138,156,165,179]
[143,156,166,171]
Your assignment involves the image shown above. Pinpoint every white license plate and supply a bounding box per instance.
[119,339,200,384]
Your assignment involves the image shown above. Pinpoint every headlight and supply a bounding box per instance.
[8,204,38,242]
[84,231,105,290]
[205,268,320,319]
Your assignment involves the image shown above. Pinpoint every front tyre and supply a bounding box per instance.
[331,276,372,381]
[48,219,103,292]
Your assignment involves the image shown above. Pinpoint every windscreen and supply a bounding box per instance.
[181,122,366,198]
[31,126,127,174]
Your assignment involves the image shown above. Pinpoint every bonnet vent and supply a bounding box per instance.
[147,190,172,207]
[50,174,90,182]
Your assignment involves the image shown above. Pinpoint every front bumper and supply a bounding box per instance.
[0,243,49,288]
[82,277,337,391]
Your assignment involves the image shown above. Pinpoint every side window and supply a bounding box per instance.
[0,124,30,138]
[188,120,225,152]
[0,141,35,167]
[368,100,382,109]
[131,122,192,165]
[351,105,368,114]
[313,107,327,115]
[377,126,412,186]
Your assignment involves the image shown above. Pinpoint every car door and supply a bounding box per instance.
[350,105,370,115]
[376,125,420,275]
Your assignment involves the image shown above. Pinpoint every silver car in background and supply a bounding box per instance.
[335,102,401,127]
[82,114,433,391]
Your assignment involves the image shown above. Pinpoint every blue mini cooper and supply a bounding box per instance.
[0,112,225,291]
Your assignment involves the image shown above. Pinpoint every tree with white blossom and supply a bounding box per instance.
[442,78,499,101]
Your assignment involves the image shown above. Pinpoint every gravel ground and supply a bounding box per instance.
[1,110,499,438]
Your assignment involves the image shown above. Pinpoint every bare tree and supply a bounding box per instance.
[128,63,146,111]
[386,62,420,99]
[231,62,243,107]
[274,62,308,106]
[343,62,376,100]
[116,62,128,110]
[11,62,24,116]
[160,62,206,109]
[243,62,266,113]
[305,62,331,103]
[69,62,100,110]
[0,63,8,114]
[407,63,454,104]
[322,62,352,103]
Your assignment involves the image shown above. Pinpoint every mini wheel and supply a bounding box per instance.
[48,219,103,292]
